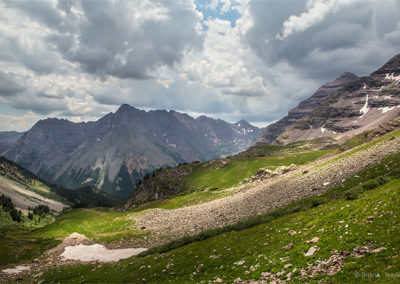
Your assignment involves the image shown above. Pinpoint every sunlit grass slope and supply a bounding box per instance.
[34,172,400,283]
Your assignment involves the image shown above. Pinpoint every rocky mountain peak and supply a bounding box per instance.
[116,104,138,114]
[339,72,358,80]
[274,53,400,145]
[32,118,75,130]
[372,53,400,76]
[236,119,251,127]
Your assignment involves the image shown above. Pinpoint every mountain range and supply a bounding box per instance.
[1,106,261,197]
[2,53,400,199]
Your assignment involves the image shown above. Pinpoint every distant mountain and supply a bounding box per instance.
[275,53,400,144]
[0,131,24,143]
[1,105,261,197]
[255,72,358,145]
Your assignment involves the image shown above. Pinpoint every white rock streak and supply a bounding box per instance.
[2,265,30,274]
[360,95,369,118]
[385,73,400,82]
[379,105,400,114]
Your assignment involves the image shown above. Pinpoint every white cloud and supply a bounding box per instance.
[0,0,399,131]
[276,0,366,40]
[0,111,43,131]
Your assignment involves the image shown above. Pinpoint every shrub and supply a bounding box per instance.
[33,205,50,217]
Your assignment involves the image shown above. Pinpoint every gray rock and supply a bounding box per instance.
[305,246,319,256]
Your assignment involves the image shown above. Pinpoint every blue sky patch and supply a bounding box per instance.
[195,0,241,28]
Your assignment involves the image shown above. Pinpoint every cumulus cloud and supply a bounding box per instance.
[276,0,361,40]
[0,0,399,131]
[246,0,400,80]
[0,111,43,131]
[49,0,203,80]
[0,72,26,97]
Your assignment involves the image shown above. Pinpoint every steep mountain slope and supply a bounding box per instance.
[0,157,69,212]
[255,72,357,145]
[0,131,24,143]
[126,138,335,207]
[1,105,261,197]
[0,131,24,156]
[0,157,120,211]
[276,54,400,144]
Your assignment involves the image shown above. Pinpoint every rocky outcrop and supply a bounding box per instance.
[255,72,357,145]
[1,105,261,197]
[241,164,297,184]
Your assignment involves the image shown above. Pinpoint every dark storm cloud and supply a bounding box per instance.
[0,71,26,97]
[0,32,60,75]
[4,0,63,29]
[9,93,69,115]
[5,0,203,80]
[246,0,400,81]
[46,0,203,80]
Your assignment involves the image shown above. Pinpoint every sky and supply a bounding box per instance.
[0,0,400,131]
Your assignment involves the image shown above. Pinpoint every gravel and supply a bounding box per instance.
[135,135,400,247]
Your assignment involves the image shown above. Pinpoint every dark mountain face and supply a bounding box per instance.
[275,54,400,144]
[255,72,358,145]
[1,106,261,197]
[0,131,24,143]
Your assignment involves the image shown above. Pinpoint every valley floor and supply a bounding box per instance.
[3,167,400,283]
[1,128,400,283]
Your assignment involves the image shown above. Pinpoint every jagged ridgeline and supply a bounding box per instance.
[127,53,400,207]
[1,106,261,197]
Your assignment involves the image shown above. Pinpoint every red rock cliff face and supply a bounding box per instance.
[255,72,358,145]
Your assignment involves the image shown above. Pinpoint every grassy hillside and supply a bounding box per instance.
[130,120,400,212]
[0,202,56,267]
[2,122,400,283]
[26,208,148,244]
[22,153,400,283]
[129,138,337,208]
[0,156,67,203]
[0,156,123,209]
